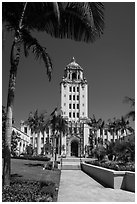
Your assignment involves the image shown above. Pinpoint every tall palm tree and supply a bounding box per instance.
[26,110,49,155]
[88,115,103,146]
[55,114,68,156]
[3,2,104,186]
[118,116,134,139]
[49,108,68,163]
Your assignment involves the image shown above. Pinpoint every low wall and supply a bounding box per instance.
[81,162,135,192]
[124,172,135,192]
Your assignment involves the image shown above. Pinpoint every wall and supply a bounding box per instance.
[81,162,135,192]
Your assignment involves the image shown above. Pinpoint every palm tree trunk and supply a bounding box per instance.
[3,35,21,186]
[37,132,41,155]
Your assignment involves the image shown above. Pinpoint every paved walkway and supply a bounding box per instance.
[57,170,135,202]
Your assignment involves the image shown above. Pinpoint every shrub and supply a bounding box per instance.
[43,161,58,170]
[12,155,50,161]
[86,160,135,172]
[92,144,106,161]
[2,180,58,202]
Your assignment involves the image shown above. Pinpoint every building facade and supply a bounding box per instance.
[60,57,90,157]
[14,58,134,157]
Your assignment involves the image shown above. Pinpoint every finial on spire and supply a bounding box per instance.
[72,57,76,62]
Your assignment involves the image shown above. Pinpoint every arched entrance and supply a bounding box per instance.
[71,140,78,157]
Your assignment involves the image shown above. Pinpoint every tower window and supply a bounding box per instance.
[77,113,79,118]
[73,87,75,92]
[69,112,71,117]
[72,72,77,80]
[24,127,27,134]
[73,112,75,118]
[64,94,66,97]
[69,87,72,92]
[77,87,79,92]
[73,104,75,109]
[77,95,79,100]
[69,104,71,109]
[82,103,84,106]
[82,95,84,98]
[82,112,84,116]
[64,103,66,106]
[77,104,79,109]
[69,95,71,100]
[73,95,75,100]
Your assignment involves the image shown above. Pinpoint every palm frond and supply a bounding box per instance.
[58,2,104,43]
[125,111,135,121]
[21,29,52,81]
[123,96,135,107]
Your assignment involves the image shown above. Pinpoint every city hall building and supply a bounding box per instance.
[14,58,133,157]
[60,57,89,157]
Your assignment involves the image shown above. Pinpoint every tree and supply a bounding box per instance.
[49,108,68,166]
[106,118,120,141]
[118,116,134,138]
[11,130,21,157]
[3,2,104,186]
[123,97,135,121]
[26,110,49,155]
[88,115,103,146]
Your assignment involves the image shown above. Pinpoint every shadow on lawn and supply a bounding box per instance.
[11,173,23,178]
[24,163,44,167]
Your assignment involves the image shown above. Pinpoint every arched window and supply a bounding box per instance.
[72,72,77,80]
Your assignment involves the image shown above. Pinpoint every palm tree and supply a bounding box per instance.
[88,115,103,146]
[49,108,68,163]
[55,114,68,156]
[26,110,49,155]
[98,120,105,144]
[118,116,134,139]
[123,97,135,121]
[106,118,118,142]
[3,2,104,186]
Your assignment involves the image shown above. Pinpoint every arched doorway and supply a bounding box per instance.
[71,140,78,157]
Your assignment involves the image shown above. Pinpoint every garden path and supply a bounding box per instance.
[57,170,135,202]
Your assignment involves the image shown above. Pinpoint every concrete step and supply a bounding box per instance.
[61,164,81,170]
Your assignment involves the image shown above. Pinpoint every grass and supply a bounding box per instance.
[3,158,61,201]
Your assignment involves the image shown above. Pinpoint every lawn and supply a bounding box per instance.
[2,158,61,202]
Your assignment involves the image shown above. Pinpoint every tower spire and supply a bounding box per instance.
[72,57,76,62]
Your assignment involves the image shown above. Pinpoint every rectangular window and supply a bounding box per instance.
[64,94,66,97]
[73,95,75,100]
[73,112,75,118]
[69,104,71,109]
[73,104,75,109]
[73,87,75,92]
[64,103,66,106]
[69,87,72,92]
[77,113,79,118]
[77,104,79,109]
[77,95,79,100]
[41,138,44,144]
[24,127,27,134]
[30,137,33,144]
[64,112,66,115]
[82,103,84,106]
[69,112,71,117]
[77,87,79,92]
[82,112,84,116]
[69,95,71,100]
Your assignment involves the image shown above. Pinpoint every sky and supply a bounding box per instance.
[2,2,135,129]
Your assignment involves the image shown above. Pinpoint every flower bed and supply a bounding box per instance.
[86,160,135,172]
[2,179,58,202]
